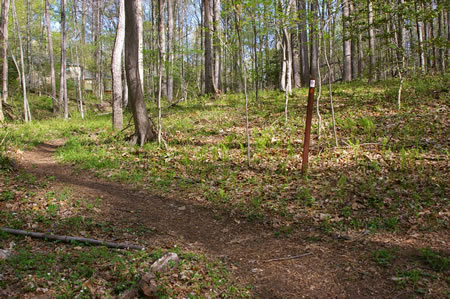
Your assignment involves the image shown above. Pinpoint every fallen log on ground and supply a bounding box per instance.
[1,227,145,250]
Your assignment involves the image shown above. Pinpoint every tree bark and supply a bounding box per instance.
[291,5,301,89]
[213,0,221,90]
[350,0,358,79]
[167,0,174,102]
[112,0,125,130]
[158,0,166,98]
[203,0,216,94]
[0,0,10,108]
[81,0,85,93]
[125,0,156,146]
[0,0,9,122]
[343,0,352,81]
[438,0,445,73]
[415,1,425,73]
[45,0,57,113]
[298,0,309,85]
[309,0,318,80]
[12,0,31,122]
[399,0,407,70]
[73,0,84,119]
[137,0,143,94]
[59,0,67,118]
[368,0,376,82]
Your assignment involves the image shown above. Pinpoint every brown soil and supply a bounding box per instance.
[15,140,448,298]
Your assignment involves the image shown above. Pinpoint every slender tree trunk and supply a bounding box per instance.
[125,0,156,146]
[122,47,128,107]
[73,0,84,118]
[59,0,67,118]
[309,0,318,80]
[203,0,216,94]
[415,2,425,73]
[1,0,10,110]
[25,0,34,89]
[234,6,250,166]
[213,0,221,90]
[343,0,352,81]
[291,23,301,88]
[280,36,287,92]
[112,0,125,130]
[252,20,259,101]
[323,16,338,146]
[298,0,309,85]
[167,0,174,102]
[45,0,57,113]
[368,0,376,82]
[158,0,166,98]
[94,0,100,98]
[438,0,445,73]
[350,0,358,79]
[400,0,407,70]
[137,0,143,94]
[157,0,166,143]
[80,0,85,93]
[330,3,336,82]
[12,0,31,122]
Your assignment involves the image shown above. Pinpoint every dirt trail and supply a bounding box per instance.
[17,140,415,298]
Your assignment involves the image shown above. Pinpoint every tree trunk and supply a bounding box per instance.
[415,2,425,73]
[368,0,376,82]
[73,0,84,119]
[252,20,259,100]
[158,0,166,99]
[438,0,445,73]
[45,0,57,113]
[0,0,9,122]
[298,0,309,85]
[137,0,143,94]
[122,48,128,107]
[309,0,318,80]
[112,0,125,130]
[350,0,358,79]
[125,0,156,146]
[167,0,174,102]
[203,0,216,94]
[94,0,100,98]
[343,0,352,81]
[399,0,407,70]
[26,0,31,80]
[0,0,10,109]
[59,0,67,118]
[291,23,301,88]
[213,0,221,90]
[12,0,31,122]
[80,0,85,93]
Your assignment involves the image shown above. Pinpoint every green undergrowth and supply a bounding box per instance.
[2,75,449,234]
[0,169,250,298]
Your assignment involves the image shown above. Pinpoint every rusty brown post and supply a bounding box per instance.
[302,79,316,174]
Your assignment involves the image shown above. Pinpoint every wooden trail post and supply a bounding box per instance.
[302,79,315,174]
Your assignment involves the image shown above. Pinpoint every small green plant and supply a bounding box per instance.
[47,203,59,217]
[358,117,375,134]
[395,269,422,288]
[372,249,395,267]
[420,247,449,272]
[295,187,315,206]
[384,217,399,231]
[1,189,15,201]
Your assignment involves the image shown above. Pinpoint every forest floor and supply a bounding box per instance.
[1,76,449,297]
